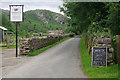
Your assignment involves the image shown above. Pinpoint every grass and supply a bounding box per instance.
[28,37,71,56]
[0,43,7,46]
[0,43,16,46]
[0,45,19,49]
[4,35,24,39]
[80,37,118,79]
[0,46,16,49]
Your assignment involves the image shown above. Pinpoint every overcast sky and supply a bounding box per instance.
[0,0,64,14]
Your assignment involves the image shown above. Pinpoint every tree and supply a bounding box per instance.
[60,2,106,34]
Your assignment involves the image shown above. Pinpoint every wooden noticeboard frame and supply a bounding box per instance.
[9,5,24,22]
[92,47,107,67]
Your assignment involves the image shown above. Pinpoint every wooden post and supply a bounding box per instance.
[108,30,114,60]
[116,35,120,63]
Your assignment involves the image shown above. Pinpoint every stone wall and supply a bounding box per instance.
[19,34,71,55]
[94,37,114,65]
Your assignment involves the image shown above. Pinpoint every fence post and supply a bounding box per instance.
[116,35,120,63]
[108,30,114,60]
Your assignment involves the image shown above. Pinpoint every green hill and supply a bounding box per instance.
[0,9,68,37]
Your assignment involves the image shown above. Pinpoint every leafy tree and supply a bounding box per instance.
[105,3,120,35]
[60,2,119,35]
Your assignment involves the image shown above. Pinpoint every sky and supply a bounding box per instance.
[1,0,118,14]
[0,0,64,14]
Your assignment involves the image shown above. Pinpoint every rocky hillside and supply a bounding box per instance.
[1,9,68,34]
[25,9,67,25]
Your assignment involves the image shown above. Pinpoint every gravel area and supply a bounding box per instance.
[1,49,33,76]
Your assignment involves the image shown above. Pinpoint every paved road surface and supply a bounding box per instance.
[0,50,2,79]
[4,38,87,78]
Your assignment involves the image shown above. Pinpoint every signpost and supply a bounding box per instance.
[9,5,24,57]
[92,47,107,67]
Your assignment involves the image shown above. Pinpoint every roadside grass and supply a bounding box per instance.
[28,37,71,56]
[80,37,118,78]
[0,43,16,46]
[4,35,24,39]
[0,45,19,49]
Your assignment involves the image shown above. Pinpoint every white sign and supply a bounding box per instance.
[10,5,23,22]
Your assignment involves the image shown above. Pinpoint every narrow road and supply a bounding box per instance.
[4,38,87,78]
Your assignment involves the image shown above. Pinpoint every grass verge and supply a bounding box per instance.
[0,46,19,49]
[28,37,71,56]
[80,37,118,78]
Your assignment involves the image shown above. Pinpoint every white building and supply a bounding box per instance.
[0,26,7,42]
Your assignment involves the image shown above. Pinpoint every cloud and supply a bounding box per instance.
[0,0,63,2]
[0,1,64,14]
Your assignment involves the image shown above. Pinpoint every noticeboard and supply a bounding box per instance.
[10,5,24,22]
[92,47,107,67]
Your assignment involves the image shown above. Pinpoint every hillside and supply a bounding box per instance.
[25,9,67,25]
[0,9,68,36]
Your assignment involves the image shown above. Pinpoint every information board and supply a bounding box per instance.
[9,5,24,57]
[92,47,107,67]
[10,5,23,22]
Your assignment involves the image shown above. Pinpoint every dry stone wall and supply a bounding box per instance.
[93,37,114,65]
[19,34,70,55]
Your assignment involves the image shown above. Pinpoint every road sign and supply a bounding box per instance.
[9,5,24,57]
[10,5,24,22]
[92,47,107,67]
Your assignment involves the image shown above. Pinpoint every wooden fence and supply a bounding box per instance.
[116,35,120,63]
